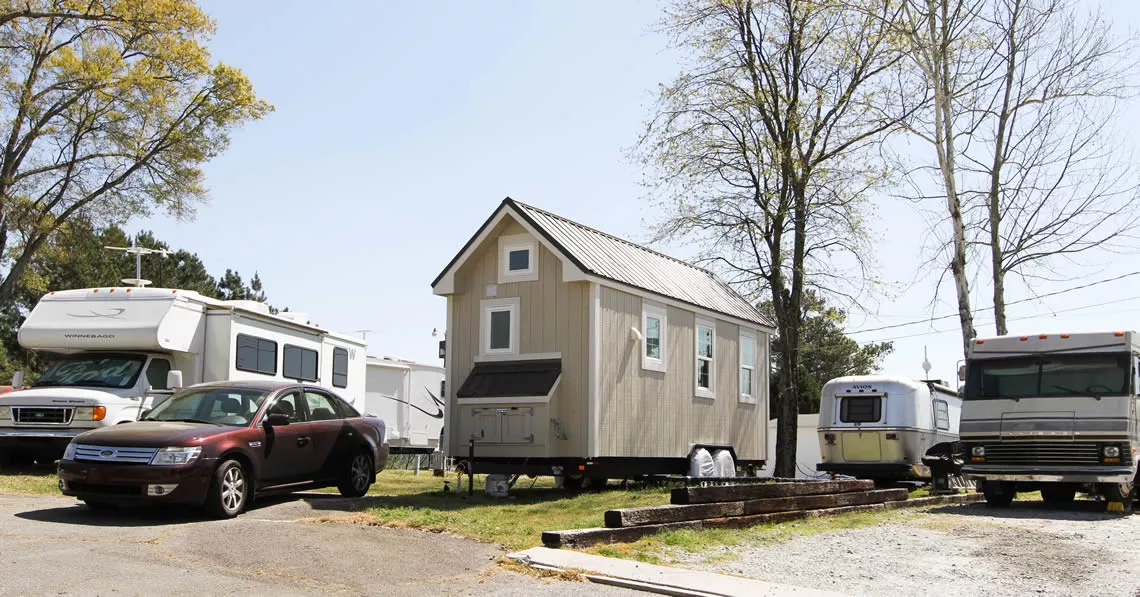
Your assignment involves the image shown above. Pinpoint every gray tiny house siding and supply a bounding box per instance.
[448,218,590,458]
[598,286,767,461]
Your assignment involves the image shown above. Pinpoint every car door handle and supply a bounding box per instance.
[296,436,310,447]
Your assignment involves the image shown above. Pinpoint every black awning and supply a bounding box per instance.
[456,359,562,399]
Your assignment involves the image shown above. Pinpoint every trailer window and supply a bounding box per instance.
[840,396,881,423]
[145,359,172,390]
[332,347,349,388]
[933,399,950,430]
[236,334,277,375]
[283,345,319,382]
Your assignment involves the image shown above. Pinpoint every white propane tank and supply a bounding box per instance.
[712,450,736,478]
[689,448,717,478]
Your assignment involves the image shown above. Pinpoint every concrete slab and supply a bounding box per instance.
[510,546,849,597]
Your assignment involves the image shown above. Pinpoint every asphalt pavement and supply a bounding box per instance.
[0,492,639,597]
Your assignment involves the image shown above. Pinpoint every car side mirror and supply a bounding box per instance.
[264,413,290,427]
[166,370,184,391]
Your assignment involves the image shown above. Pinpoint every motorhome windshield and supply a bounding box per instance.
[143,387,272,426]
[34,354,146,389]
[966,353,1130,400]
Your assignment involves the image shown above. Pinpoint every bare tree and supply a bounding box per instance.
[970,0,1139,335]
[637,0,907,477]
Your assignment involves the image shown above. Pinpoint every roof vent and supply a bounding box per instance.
[276,311,310,324]
[225,300,272,315]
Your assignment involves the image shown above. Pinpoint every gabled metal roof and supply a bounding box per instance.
[433,198,773,328]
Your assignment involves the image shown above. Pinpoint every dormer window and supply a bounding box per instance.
[498,233,538,283]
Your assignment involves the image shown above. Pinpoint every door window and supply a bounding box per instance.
[145,358,172,390]
[266,392,306,423]
[305,391,341,422]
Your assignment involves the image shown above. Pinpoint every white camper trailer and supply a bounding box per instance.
[0,287,367,464]
[364,357,445,454]
[817,375,962,482]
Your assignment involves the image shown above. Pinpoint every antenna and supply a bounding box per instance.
[104,238,169,287]
[355,329,371,341]
[922,346,932,379]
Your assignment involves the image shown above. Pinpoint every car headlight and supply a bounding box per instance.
[73,406,106,421]
[971,446,985,457]
[0,406,8,420]
[150,446,202,466]
[62,442,77,461]
[1103,446,1121,458]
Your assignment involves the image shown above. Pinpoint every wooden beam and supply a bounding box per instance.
[670,479,875,505]
[743,488,907,515]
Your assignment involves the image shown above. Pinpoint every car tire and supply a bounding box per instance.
[82,499,117,511]
[206,459,248,519]
[982,480,1015,508]
[1040,485,1077,505]
[338,451,373,498]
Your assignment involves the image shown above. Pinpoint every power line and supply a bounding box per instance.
[846,271,1140,335]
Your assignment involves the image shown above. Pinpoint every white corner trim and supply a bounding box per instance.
[694,315,716,399]
[498,233,538,284]
[474,351,562,363]
[641,299,667,373]
[443,296,454,455]
[589,282,600,458]
[479,297,521,357]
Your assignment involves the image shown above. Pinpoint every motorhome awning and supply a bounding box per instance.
[456,359,561,399]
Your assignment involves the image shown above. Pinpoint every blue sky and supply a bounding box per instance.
[138,1,1140,384]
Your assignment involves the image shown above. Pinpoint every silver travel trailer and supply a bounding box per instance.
[817,375,962,482]
[364,356,445,454]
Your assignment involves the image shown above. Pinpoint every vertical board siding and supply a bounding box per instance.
[449,217,589,457]
[599,286,765,460]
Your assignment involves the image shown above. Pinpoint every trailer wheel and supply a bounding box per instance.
[560,475,585,491]
[1040,485,1076,505]
[981,480,1015,508]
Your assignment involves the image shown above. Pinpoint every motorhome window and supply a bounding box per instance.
[933,399,950,430]
[967,353,1129,399]
[283,345,319,382]
[236,334,277,375]
[840,396,881,423]
[145,359,172,390]
[35,354,146,389]
[143,388,271,426]
[332,348,349,388]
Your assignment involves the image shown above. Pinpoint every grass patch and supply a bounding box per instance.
[0,465,59,495]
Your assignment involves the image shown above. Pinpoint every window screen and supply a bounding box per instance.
[236,334,277,375]
[283,345,319,382]
[933,399,950,430]
[840,396,881,423]
[332,347,349,388]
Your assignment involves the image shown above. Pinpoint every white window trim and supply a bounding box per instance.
[641,300,667,373]
[695,316,716,399]
[480,297,520,357]
[739,329,758,404]
[498,233,538,284]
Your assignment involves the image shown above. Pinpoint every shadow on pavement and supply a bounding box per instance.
[14,502,206,527]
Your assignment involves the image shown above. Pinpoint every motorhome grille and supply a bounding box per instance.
[73,445,159,464]
[12,407,73,425]
[66,481,142,496]
[982,443,1101,466]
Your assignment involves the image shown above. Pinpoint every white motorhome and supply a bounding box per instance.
[817,375,962,482]
[961,331,1140,508]
[364,356,445,454]
[0,287,367,465]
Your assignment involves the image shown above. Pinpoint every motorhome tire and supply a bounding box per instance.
[1040,485,1076,505]
[82,499,117,511]
[982,481,1015,507]
[338,451,374,497]
[1101,481,1133,510]
[206,459,248,519]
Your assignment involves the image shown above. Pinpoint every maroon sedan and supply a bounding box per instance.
[57,380,389,518]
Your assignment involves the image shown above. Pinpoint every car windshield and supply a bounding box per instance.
[966,353,1130,399]
[34,354,146,389]
[143,387,272,426]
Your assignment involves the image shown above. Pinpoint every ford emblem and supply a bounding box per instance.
[100,450,114,458]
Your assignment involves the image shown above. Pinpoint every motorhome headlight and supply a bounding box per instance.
[73,406,106,422]
[0,406,8,420]
[150,446,202,466]
[62,442,77,461]
[971,446,985,457]
[1103,446,1121,458]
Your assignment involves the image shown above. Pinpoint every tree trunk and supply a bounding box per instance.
[774,309,799,479]
[986,0,1019,337]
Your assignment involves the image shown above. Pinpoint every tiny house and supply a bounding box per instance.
[432,198,774,485]
[364,356,445,454]
[817,375,962,481]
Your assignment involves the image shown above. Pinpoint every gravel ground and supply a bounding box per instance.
[670,502,1140,597]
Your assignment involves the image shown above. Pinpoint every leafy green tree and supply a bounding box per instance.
[763,292,893,415]
[0,1,272,309]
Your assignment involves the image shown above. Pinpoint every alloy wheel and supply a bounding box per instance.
[351,454,370,492]
[221,465,245,513]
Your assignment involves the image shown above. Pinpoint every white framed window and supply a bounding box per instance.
[933,399,950,431]
[695,316,716,398]
[739,329,757,404]
[641,300,667,372]
[498,233,538,284]
[480,297,520,356]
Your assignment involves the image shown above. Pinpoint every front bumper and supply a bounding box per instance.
[57,457,215,505]
[817,462,929,480]
[963,465,1135,484]
[0,429,81,451]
